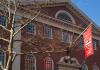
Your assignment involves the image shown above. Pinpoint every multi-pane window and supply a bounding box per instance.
[62,32,70,43]
[0,51,5,70]
[26,23,36,34]
[44,57,54,70]
[80,39,84,49]
[25,54,36,70]
[93,40,97,50]
[93,64,99,70]
[57,12,72,22]
[44,25,52,38]
[0,16,7,26]
[81,64,88,70]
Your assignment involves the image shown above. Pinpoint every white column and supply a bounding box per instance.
[12,20,21,70]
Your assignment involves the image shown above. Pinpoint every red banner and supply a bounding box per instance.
[83,26,94,59]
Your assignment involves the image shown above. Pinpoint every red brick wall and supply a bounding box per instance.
[41,5,89,28]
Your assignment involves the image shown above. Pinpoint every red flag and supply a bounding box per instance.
[83,26,94,59]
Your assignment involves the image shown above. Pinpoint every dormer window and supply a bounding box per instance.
[55,10,76,24]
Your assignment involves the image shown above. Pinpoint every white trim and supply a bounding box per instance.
[34,55,36,70]
[61,31,70,43]
[44,25,53,39]
[26,22,36,35]
[55,10,76,24]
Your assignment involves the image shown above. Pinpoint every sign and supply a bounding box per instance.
[83,26,94,59]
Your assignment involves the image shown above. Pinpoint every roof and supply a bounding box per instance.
[14,0,70,5]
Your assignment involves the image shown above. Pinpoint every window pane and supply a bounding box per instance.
[44,25,52,38]
[26,23,36,34]
[62,32,69,43]
[93,39,97,50]
[44,57,53,70]
[25,54,36,70]
[57,13,72,22]
[80,39,84,49]
[93,64,99,70]
[81,64,88,70]
[0,52,5,70]
[0,16,7,26]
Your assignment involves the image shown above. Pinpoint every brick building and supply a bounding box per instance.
[0,0,100,70]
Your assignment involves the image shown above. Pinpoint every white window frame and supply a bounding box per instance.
[44,57,54,70]
[61,31,70,43]
[55,10,76,24]
[44,25,53,39]
[25,54,36,70]
[26,23,36,35]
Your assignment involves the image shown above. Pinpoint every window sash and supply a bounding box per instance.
[0,16,7,26]
[81,64,88,70]
[0,51,6,70]
[25,54,36,70]
[44,25,52,38]
[26,23,36,34]
[93,40,97,50]
[44,57,53,70]
[57,13,72,22]
[62,32,69,43]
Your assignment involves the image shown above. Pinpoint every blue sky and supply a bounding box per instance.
[72,0,100,26]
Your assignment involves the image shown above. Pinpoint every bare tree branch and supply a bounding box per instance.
[0,37,9,42]
[0,62,4,70]
[13,11,40,37]
[11,0,17,25]
[5,0,17,69]
[0,1,8,10]
[12,51,17,63]
[0,25,10,32]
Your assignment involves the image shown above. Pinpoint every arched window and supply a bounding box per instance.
[93,64,99,70]
[44,57,54,70]
[0,51,6,70]
[25,54,36,70]
[81,64,88,70]
[55,10,76,24]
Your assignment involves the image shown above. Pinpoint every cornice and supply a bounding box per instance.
[0,5,100,40]
[17,7,100,40]
[20,2,89,24]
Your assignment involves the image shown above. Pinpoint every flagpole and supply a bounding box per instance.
[69,22,93,48]
[68,22,93,67]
